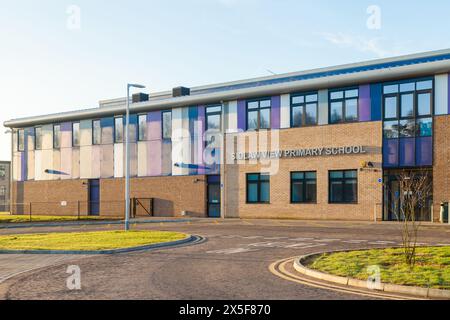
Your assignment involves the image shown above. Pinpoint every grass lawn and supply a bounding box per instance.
[307,247,450,290]
[0,230,187,251]
[0,212,119,223]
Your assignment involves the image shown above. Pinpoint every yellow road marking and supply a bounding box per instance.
[269,257,424,301]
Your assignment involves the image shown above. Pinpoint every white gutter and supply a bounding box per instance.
[4,59,450,128]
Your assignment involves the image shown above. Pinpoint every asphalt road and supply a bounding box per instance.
[1,219,449,300]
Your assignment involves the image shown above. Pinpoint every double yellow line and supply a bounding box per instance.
[269,257,424,300]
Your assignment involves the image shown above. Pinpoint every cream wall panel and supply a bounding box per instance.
[60,147,72,180]
[41,125,53,150]
[91,145,101,179]
[34,150,42,181]
[52,150,61,180]
[41,149,53,180]
[12,153,20,181]
[114,144,124,178]
[226,101,238,133]
[137,141,147,177]
[80,146,92,179]
[72,149,80,179]
[435,74,449,115]
[27,150,35,180]
[80,120,92,146]
[129,143,138,177]
[100,145,114,178]
[280,94,291,129]
[318,89,329,125]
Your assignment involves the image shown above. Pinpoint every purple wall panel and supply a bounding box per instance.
[237,100,246,131]
[271,96,281,129]
[20,151,26,182]
[197,106,206,175]
[148,111,162,140]
[61,122,72,132]
[147,140,162,176]
[399,138,415,167]
[359,85,371,122]
[383,139,398,167]
[416,136,433,166]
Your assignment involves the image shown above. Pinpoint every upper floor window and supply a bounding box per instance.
[0,186,5,198]
[247,98,271,131]
[17,129,25,152]
[114,117,123,143]
[329,88,359,124]
[383,79,433,139]
[206,105,222,131]
[35,127,42,150]
[53,125,61,149]
[72,122,80,147]
[162,111,172,140]
[138,114,147,141]
[291,93,318,127]
[92,120,101,145]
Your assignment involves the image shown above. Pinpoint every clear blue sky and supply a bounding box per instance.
[1,0,449,160]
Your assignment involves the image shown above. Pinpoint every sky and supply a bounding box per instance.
[0,0,449,161]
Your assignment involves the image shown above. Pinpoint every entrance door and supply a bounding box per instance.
[207,176,221,218]
[384,171,432,222]
[89,179,100,216]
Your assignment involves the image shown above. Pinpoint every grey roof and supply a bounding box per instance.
[5,48,450,128]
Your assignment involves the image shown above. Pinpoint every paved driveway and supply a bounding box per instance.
[0,219,449,300]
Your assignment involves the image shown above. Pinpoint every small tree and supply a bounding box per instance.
[393,170,432,268]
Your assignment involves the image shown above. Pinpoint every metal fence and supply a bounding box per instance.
[7,198,154,220]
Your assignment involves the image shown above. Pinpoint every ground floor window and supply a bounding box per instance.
[329,170,358,204]
[291,172,317,203]
[246,173,270,204]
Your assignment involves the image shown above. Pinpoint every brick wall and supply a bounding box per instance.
[433,115,450,222]
[225,121,383,221]
[12,175,207,217]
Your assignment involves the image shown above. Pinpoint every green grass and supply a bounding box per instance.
[307,247,450,290]
[0,213,119,223]
[0,230,187,251]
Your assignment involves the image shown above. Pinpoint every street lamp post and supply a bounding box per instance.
[125,83,146,231]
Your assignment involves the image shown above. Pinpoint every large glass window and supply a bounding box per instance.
[329,89,359,124]
[92,120,101,145]
[138,114,147,141]
[72,122,80,147]
[291,172,317,203]
[114,117,124,143]
[17,129,25,152]
[162,111,172,140]
[382,79,434,139]
[329,170,358,204]
[246,98,271,130]
[246,173,270,204]
[35,127,42,150]
[291,93,318,127]
[206,105,222,149]
[0,165,5,180]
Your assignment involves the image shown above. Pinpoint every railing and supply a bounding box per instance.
[6,199,155,221]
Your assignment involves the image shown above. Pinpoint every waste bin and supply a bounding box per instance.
[440,202,449,223]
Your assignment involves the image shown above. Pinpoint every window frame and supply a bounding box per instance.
[328,88,359,124]
[290,171,317,204]
[34,127,42,150]
[162,110,172,141]
[246,173,270,204]
[72,122,80,147]
[17,129,25,152]
[290,92,318,128]
[246,97,272,131]
[92,119,102,145]
[328,170,358,204]
[114,117,124,144]
[138,114,147,142]
[382,78,434,139]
